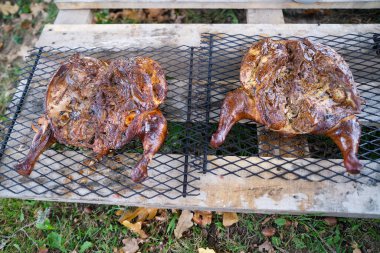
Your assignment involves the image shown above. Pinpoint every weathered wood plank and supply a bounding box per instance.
[36,24,380,48]
[246,9,285,24]
[54,0,380,9]
[2,163,380,217]
[54,9,93,24]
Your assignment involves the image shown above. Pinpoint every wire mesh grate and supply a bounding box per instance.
[0,46,203,200]
[1,32,379,202]
[201,33,380,184]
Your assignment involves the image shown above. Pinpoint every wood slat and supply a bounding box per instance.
[37,24,380,48]
[54,9,93,24]
[54,0,380,9]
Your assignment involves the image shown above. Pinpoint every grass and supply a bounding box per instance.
[1,199,380,252]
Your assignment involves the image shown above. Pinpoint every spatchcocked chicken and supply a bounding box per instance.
[16,54,168,182]
[210,38,363,174]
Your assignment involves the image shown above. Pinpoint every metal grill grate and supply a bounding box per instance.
[0,46,203,199]
[201,33,380,184]
[1,33,379,201]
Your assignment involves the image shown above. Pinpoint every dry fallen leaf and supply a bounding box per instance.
[352,242,362,253]
[258,240,275,253]
[174,210,193,239]
[223,212,239,227]
[120,238,139,253]
[0,42,3,51]
[198,248,216,253]
[261,227,276,237]
[30,3,45,17]
[121,220,148,239]
[261,216,272,225]
[193,211,212,227]
[0,1,19,15]
[155,209,168,222]
[121,9,145,21]
[118,207,158,223]
[324,217,337,226]
[115,209,124,216]
[38,247,49,253]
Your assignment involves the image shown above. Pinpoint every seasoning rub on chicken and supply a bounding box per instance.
[16,54,168,182]
[211,38,363,174]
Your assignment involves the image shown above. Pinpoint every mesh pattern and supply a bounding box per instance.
[1,33,379,201]
[0,46,202,199]
[201,33,380,184]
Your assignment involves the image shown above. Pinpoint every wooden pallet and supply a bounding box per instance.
[1,22,379,217]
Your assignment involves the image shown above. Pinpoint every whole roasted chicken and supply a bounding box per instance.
[16,54,168,182]
[210,38,363,174]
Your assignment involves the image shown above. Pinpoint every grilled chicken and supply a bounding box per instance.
[210,38,363,174]
[16,54,168,182]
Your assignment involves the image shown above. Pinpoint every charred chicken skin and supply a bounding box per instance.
[210,38,363,174]
[16,54,168,182]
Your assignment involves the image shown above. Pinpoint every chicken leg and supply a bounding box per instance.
[210,88,259,148]
[15,116,56,176]
[130,109,168,182]
[326,115,362,174]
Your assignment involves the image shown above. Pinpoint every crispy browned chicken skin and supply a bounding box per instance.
[210,38,363,174]
[16,54,168,182]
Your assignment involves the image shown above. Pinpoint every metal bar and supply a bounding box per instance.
[0,47,43,160]
[183,47,194,197]
[202,34,214,174]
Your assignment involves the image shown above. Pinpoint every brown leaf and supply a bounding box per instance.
[115,209,124,216]
[21,20,32,30]
[121,220,148,239]
[0,1,19,15]
[155,210,168,222]
[118,207,158,223]
[174,210,193,239]
[0,41,3,51]
[258,240,275,253]
[146,9,166,21]
[261,227,276,237]
[261,216,271,225]
[121,9,145,21]
[352,242,361,253]
[222,212,239,227]
[120,238,139,253]
[198,248,216,253]
[20,13,32,20]
[193,211,212,227]
[30,3,45,17]
[38,247,49,253]
[324,217,337,226]
[83,206,92,214]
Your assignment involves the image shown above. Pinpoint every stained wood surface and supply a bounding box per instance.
[246,9,285,24]
[37,24,380,48]
[54,0,380,9]
[54,9,93,24]
[1,23,379,217]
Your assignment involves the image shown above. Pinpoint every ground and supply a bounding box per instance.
[1,1,380,252]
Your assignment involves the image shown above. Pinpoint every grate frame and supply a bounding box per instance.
[0,32,379,202]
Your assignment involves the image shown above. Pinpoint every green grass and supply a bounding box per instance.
[1,199,380,252]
